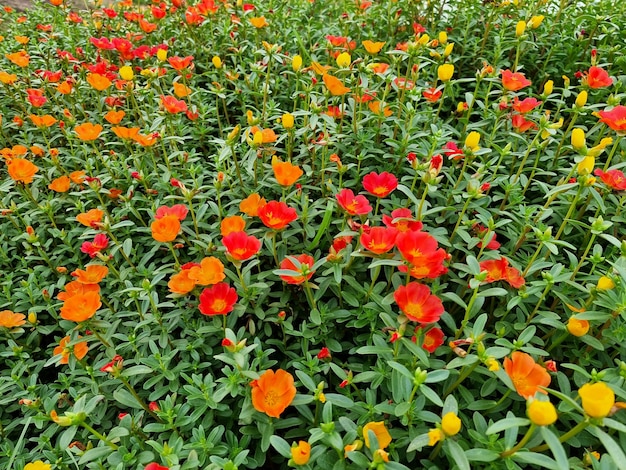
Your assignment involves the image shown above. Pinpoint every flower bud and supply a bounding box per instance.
[437,63,454,82]
[529,15,544,28]
[282,113,294,129]
[336,52,351,68]
[579,382,615,418]
[577,155,595,175]
[212,56,222,69]
[527,400,557,426]
[464,131,480,151]
[227,125,240,143]
[515,20,526,37]
[156,49,167,61]
[575,90,588,108]
[119,65,134,81]
[438,31,448,43]
[597,276,615,291]
[443,43,454,58]
[543,79,553,95]
[571,128,586,150]
[292,55,302,72]
[567,316,590,336]
[441,412,461,436]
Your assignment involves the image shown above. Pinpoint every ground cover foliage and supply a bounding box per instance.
[1,0,626,468]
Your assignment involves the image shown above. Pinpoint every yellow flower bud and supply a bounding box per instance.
[290,441,311,465]
[28,312,37,324]
[443,43,454,58]
[515,20,526,37]
[571,128,586,150]
[597,276,615,290]
[579,382,615,418]
[577,155,595,175]
[282,113,294,129]
[529,15,545,28]
[438,31,448,44]
[465,131,480,151]
[292,55,303,72]
[543,80,553,95]
[527,400,558,426]
[212,56,222,69]
[227,125,240,143]
[428,428,444,446]
[253,131,263,146]
[437,64,454,82]
[156,49,167,62]
[441,412,461,436]
[119,65,134,81]
[562,75,570,88]
[336,52,351,68]
[575,90,588,108]
[567,316,590,337]
[418,34,430,45]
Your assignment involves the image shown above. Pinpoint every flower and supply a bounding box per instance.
[422,327,445,353]
[394,282,444,324]
[249,16,268,28]
[583,66,612,88]
[6,50,30,67]
[336,52,351,68]
[428,428,444,446]
[362,40,385,54]
[382,208,423,233]
[336,188,372,215]
[596,275,616,290]
[360,227,398,254]
[220,215,246,237]
[597,106,626,133]
[272,156,303,187]
[578,382,615,418]
[362,421,392,449]
[511,114,537,133]
[72,264,108,284]
[279,254,315,284]
[60,292,101,322]
[0,310,26,329]
[168,266,198,294]
[251,369,296,418]
[571,128,586,150]
[395,231,448,279]
[567,316,590,337]
[258,201,298,230]
[282,113,294,129]
[240,193,267,216]
[441,412,461,436]
[512,97,541,113]
[464,131,481,151]
[576,90,588,108]
[527,400,557,426]
[76,209,104,228]
[100,354,123,374]
[151,215,181,242]
[80,233,109,258]
[437,64,454,82]
[48,176,71,192]
[155,204,188,221]
[423,87,442,102]
[594,168,626,191]
[188,257,225,285]
[53,335,89,364]
[29,114,57,128]
[57,281,100,301]
[362,171,398,198]
[344,440,363,457]
[86,73,112,91]
[479,257,525,288]
[291,441,311,465]
[501,69,531,91]
[24,462,51,470]
[144,464,169,470]
[168,55,193,71]
[577,156,595,175]
[503,351,551,399]
[7,158,38,183]
[317,347,331,360]
[75,122,103,141]
[322,74,351,96]
[161,95,188,114]
[198,283,237,315]
[223,231,262,261]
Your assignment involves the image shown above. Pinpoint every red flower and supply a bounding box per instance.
[155,204,188,221]
[167,55,194,71]
[360,226,398,254]
[382,208,423,233]
[100,355,123,373]
[336,189,372,215]
[258,201,298,230]
[394,282,444,324]
[279,254,315,284]
[474,225,501,250]
[161,95,188,114]
[80,233,110,258]
[198,283,238,316]
[443,141,463,160]
[594,168,626,191]
[317,347,331,360]
[423,87,442,103]
[222,231,261,261]
[421,327,445,353]
[26,88,47,107]
[583,66,612,89]
[396,231,448,279]
[597,105,626,133]
[511,113,537,133]
[501,69,531,91]
[145,464,169,470]
[512,97,541,113]
[362,171,398,198]
[479,257,525,288]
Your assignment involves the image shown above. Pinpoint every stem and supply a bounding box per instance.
[529,421,589,453]
[449,196,472,244]
[81,422,119,450]
[455,287,479,340]
[501,424,537,458]
[118,376,162,422]
[570,233,596,280]
[553,185,583,242]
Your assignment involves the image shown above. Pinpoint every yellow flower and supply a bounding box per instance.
[336,52,351,68]
[428,428,444,446]
[282,113,294,129]
[465,131,480,151]
[157,49,167,61]
[119,65,134,81]
[588,137,613,157]
[252,131,263,146]
[362,40,385,54]
[362,421,392,449]
[543,80,554,95]
[212,56,223,69]
[527,400,557,426]
[437,64,454,82]
[441,412,461,436]
[575,90,588,108]
[529,15,544,28]
[292,55,303,72]
[373,449,389,463]
[24,461,51,470]
[290,441,311,465]
[438,31,448,43]
[344,440,362,457]
[485,357,500,371]
[577,156,595,176]
[567,317,590,337]
[443,43,454,58]
[571,128,586,150]
[515,20,526,37]
[597,276,615,291]
[579,382,615,418]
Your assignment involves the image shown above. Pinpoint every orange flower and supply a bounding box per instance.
[0,71,18,84]
[368,100,392,117]
[29,114,57,128]
[8,158,39,183]
[48,175,70,192]
[161,95,188,114]
[69,171,85,184]
[53,335,89,364]
[479,257,525,288]
[503,351,551,398]
[76,208,104,228]
[362,40,385,54]
[323,74,351,96]
[222,231,262,261]
[220,215,246,236]
[583,66,612,89]
[271,156,303,187]
[251,369,297,418]
[56,81,73,94]
[249,126,277,144]
[15,35,29,45]
[360,226,398,254]
[240,193,267,216]
[57,281,100,301]
[394,282,444,324]
[501,69,531,91]
[112,126,140,140]
[188,257,226,285]
[72,264,109,284]
[6,50,29,67]
[60,292,101,322]
[310,62,331,75]
[173,82,191,98]
[86,73,112,91]
[104,110,125,125]
[151,214,181,242]
[167,55,194,71]
[74,123,103,141]
[249,16,268,28]
[0,310,26,328]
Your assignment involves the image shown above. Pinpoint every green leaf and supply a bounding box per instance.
[122,365,154,377]
[407,433,430,453]
[486,417,530,435]
[465,448,499,462]
[387,361,414,380]
[420,385,443,407]
[396,184,422,210]
[113,389,143,409]
[589,426,626,470]
[269,435,292,458]
[325,393,354,408]
[513,451,557,468]
[78,446,114,464]
[445,439,470,470]
[540,427,569,470]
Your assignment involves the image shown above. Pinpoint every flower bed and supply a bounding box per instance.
[1,0,625,468]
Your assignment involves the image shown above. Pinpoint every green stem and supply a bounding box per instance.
[529,421,589,453]
[81,422,119,450]
[501,424,537,458]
